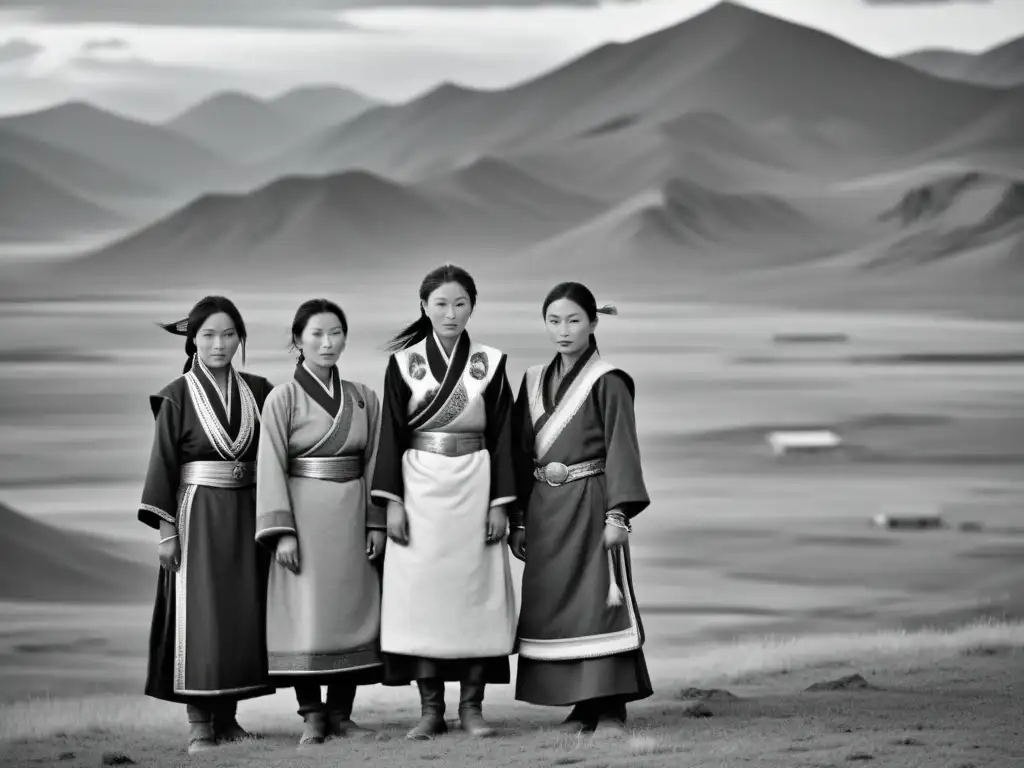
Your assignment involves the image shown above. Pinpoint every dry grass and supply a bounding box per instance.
[2,622,1022,767]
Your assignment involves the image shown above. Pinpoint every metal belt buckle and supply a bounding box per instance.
[231,462,245,481]
[543,462,570,486]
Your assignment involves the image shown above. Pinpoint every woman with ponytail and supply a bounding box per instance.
[509,282,653,737]
[255,299,386,746]
[370,264,518,740]
[138,295,274,755]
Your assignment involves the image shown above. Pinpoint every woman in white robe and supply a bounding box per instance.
[256,299,386,746]
[370,264,517,741]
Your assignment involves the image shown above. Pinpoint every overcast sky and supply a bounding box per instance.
[1,0,1022,120]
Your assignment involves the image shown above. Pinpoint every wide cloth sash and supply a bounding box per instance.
[180,460,255,488]
[288,455,364,483]
[533,458,606,487]
[409,431,485,457]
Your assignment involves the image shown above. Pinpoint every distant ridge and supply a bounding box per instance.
[164,86,378,161]
[0,159,128,241]
[260,1,1008,184]
[899,35,1024,88]
[0,502,153,604]
[0,126,157,202]
[60,169,528,287]
[0,101,238,193]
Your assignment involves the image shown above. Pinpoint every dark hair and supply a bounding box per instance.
[541,281,617,352]
[160,295,248,374]
[290,298,349,364]
[386,264,478,352]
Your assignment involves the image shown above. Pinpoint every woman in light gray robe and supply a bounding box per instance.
[256,299,386,746]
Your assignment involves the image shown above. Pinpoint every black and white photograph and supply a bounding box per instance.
[1,0,1023,765]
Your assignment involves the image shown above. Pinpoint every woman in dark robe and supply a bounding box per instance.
[370,264,517,740]
[510,281,653,737]
[138,295,274,755]
[256,299,386,746]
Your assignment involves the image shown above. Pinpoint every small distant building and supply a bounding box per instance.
[871,513,944,530]
[766,430,842,456]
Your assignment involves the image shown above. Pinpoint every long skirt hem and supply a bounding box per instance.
[143,685,275,707]
[271,665,384,689]
[382,653,510,686]
[514,649,653,707]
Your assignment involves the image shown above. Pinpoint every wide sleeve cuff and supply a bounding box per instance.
[138,504,176,529]
[370,490,403,507]
[255,509,296,545]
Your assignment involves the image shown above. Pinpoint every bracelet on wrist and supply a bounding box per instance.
[605,513,632,533]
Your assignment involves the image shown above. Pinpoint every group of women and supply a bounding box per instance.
[137,265,653,755]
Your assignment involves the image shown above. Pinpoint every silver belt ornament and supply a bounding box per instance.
[180,460,256,488]
[288,455,364,483]
[410,431,485,457]
[534,458,606,487]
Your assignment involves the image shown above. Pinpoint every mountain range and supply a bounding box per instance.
[1,2,1022,314]
[899,35,1024,88]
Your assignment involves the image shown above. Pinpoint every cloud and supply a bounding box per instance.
[0,0,629,28]
[81,38,130,53]
[862,1,992,4]
[0,37,43,64]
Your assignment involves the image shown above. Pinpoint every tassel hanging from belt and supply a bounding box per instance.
[606,548,623,608]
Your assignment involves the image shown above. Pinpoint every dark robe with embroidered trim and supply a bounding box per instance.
[370,331,517,685]
[511,345,653,707]
[138,364,273,705]
[255,364,385,685]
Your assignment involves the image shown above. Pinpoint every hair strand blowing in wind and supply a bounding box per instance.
[158,295,248,374]
[386,264,478,353]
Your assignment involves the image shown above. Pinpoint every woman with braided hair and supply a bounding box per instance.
[510,282,653,737]
[138,295,274,755]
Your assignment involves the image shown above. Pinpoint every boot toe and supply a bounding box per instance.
[189,737,219,753]
[459,711,497,738]
[592,718,628,741]
[406,716,448,740]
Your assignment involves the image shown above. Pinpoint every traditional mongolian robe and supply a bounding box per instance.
[370,331,517,684]
[138,357,273,705]
[512,344,654,706]
[255,363,384,684]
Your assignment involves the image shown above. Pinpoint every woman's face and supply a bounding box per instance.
[195,312,240,370]
[423,281,473,343]
[298,312,346,368]
[545,298,596,356]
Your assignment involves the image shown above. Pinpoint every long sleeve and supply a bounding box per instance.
[370,355,410,508]
[138,397,182,530]
[484,353,517,509]
[255,385,297,545]
[509,373,536,529]
[360,385,387,530]
[597,371,650,519]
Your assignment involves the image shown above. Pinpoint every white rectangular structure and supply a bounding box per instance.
[766,430,842,455]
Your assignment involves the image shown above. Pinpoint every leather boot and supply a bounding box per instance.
[592,700,628,740]
[298,710,329,747]
[556,702,598,734]
[326,683,374,737]
[406,679,447,741]
[186,705,217,755]
[212,700,252,742]
[458,680,496,738]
